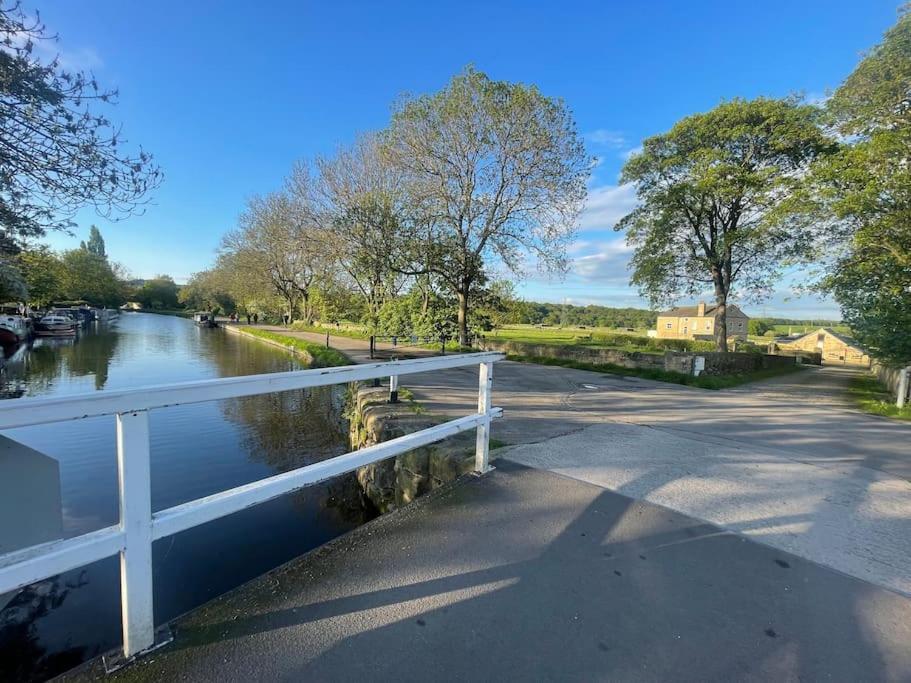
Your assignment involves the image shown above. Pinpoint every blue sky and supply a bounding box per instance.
[36,0,901,318]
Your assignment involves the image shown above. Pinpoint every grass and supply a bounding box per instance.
[290,321,370,341]
[240,327,351,367]
[847,374,911,421]
[504,352,806,390]
[484,324,715,354]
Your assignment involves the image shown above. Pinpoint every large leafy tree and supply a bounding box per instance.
[135,274,179,310]
[60,245,124,307]
[618,97,834,351]
[385,67,589,344]
[308,136,407,332]
[17,244,63,306]
[80,225,106,257]
[0,4,160,252]
[223,191,329,324]
[810,7,911,365]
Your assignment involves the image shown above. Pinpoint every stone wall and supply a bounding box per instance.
[480,338,805,377]
[872,362,911,403]
[664,351,799,376]
[478,339,665,370]
[349,384,478,513]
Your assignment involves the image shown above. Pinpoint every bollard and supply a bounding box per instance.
[898,367,910,409]
[326,331,330,349]
[389,372,399,403]
[369,335,375,360]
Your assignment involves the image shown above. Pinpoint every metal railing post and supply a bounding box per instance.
[116,410,155,658]
[474,361,493,473]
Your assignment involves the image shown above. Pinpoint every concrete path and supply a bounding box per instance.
[67,463,911,682]
[242,327,911,595]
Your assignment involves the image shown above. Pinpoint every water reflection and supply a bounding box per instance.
[0,325,120,397]
[0,314,367,682]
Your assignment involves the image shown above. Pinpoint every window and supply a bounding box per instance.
[666,322,673,329]
[705,321,711,330]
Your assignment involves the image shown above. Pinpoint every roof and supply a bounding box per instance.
[780,327,866,352]
[658,303,748,319]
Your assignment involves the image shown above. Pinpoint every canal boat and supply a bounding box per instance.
[193,312,218,328]
[35,314,78,337]
[0,315,31,347]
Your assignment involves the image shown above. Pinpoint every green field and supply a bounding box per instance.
[482,324,715,354]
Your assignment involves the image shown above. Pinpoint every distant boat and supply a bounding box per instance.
[35,314,77,337]
[193,312,218,328]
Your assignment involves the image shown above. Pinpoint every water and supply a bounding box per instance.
[0,314,367,681]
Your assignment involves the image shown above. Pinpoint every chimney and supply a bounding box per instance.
[697,302,706,317]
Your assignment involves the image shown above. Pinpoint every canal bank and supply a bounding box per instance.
[0,314,366,682]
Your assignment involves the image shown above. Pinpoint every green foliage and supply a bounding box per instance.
[0,256,27,301]
[848,374,911,421]
[135,275,180,310]
[619,97,835,351]
[485,325,716,354]
[0,5,160,249]
[18,246,64,306]
[240,328,351,368]
[80,226,107,258]
[806,9,911,365]
[60,237,124,307]
[748,319,773,336]
[386,66,590,343]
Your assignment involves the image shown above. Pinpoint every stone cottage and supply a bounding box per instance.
[655,302,749,341]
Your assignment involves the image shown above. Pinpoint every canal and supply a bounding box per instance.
[0,313,367,681]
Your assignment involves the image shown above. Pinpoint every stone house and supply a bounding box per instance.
[774,327,870,367]
[655,302,749,341]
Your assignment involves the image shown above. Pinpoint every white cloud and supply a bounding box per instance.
[571,238,633,284]
[587,129,626,148]
[5,25,102,72]
[578,182,638,232]
[621,145,643,161]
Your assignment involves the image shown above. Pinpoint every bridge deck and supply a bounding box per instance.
[68,461,911,681]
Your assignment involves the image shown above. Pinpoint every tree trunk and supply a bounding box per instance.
[457,287,469,346]
[714,291,728,352]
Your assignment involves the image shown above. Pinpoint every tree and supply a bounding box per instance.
[18,245,64,306]
[385,67,589,344]
[0,256,27,301]
[309,136,407,332]
[80,226,106,258]
[60,247,123,307]
[0,4,161,252]
[808,8,911,365]
[748,319,773,336]
[135,274,179,310]
[618,98,834,351]
[223,191,328,324]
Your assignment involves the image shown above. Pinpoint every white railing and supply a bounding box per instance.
[0,352,503,661]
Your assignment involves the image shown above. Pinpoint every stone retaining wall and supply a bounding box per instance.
[480,338,806,376]
[664,351,800,376]
[349,384,477,513]
[872,362,911,403]
[478,339,665,370]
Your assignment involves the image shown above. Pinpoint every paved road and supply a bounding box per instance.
[245,327,911,595]
[68,462,911,682]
